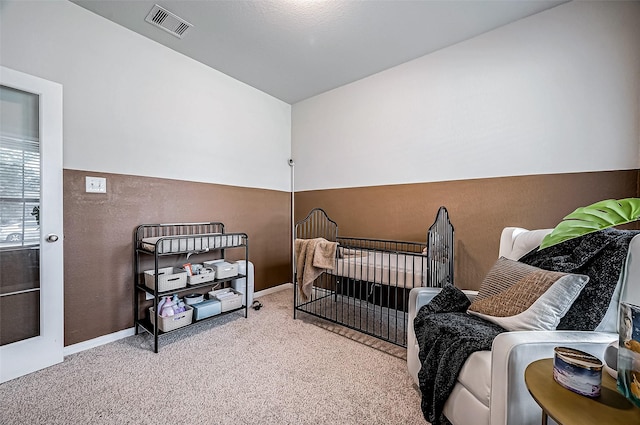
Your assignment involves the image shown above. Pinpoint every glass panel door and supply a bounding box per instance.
[0,86,41,346]
[0,66,63,383]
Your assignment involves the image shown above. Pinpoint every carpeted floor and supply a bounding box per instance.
[0,287,426,424]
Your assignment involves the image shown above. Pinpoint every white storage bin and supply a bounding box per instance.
[144,267,187,292]
[187,270,216,286]
[208,288,243,312]
[149,305,193,332]
[212,261,238,279]
[203,260,239,279]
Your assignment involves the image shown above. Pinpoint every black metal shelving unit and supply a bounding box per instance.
[133,222,249,353]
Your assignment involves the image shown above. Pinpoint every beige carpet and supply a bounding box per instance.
[0,287,426,424]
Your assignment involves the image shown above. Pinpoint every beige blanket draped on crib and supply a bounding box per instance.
[294,238,338,301]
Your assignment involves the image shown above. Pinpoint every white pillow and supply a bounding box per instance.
[468,258,589,331]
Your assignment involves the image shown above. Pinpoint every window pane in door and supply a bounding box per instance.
[0,248,39,293]
[0,290,39,346]
[0,85,41,346]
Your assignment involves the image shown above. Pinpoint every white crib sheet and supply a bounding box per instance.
[331,250,428,288]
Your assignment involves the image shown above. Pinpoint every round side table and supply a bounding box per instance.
[524,358,640,425]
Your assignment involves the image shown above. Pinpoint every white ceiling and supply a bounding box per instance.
[72,0,568,104]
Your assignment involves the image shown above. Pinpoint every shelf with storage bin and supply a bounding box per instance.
[149,305,194,332]
[135,271,247,298]
[209,287,243,312]
[133,222,249,352]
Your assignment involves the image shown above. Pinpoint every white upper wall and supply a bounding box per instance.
[1,0,292,192]
[292,1,640,191]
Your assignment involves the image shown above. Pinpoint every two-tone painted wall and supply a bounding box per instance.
[1,1,292,345]
[292,1,640,289]
[2,0,639,347]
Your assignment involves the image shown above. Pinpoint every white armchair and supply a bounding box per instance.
[407,227,640,425]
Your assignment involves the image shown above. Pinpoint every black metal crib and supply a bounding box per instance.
[293,206,454,347]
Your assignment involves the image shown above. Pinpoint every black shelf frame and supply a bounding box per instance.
[134,273,246,297]
[135,305,246,338]
[133,222,249,353]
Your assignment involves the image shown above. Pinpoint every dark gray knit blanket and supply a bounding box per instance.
[519,228,639,330]
[414,285,505,425]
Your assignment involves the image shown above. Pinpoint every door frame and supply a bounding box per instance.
[0,66,64,383]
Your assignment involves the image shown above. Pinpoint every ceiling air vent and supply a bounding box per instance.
[145,4,193,39]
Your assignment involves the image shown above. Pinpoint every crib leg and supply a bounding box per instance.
[293,281,297,319]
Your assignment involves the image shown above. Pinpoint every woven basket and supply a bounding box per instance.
[149,305,193,332]
[144,267,187,292]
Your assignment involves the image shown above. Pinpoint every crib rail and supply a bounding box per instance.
[293,207,454,348]
[336,236,424,255]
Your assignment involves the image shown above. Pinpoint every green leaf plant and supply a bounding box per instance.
[539,198,640,250]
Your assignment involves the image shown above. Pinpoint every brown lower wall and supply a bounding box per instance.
[63,169,290,346]
[63,168,638,346]
[294,170,639,291]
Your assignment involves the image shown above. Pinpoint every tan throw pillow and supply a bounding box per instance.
[467,257,589,331]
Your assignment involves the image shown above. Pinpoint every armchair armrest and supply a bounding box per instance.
[407,287,478,385]
[408,288,478,350]
[489,330,617,425]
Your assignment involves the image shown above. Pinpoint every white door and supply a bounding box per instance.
[0,66,64,383]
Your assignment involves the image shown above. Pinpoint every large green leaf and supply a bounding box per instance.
[539,198,640,250]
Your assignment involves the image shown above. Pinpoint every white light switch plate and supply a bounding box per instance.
[85,176,107,193]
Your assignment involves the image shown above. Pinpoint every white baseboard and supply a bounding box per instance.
[63,327,135,357]
[63,282,293,357]
[254,282,292,298]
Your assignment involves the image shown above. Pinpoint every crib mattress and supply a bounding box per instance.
[141,233,243,254]
[330,250,428,289]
